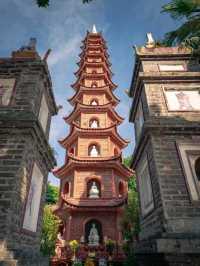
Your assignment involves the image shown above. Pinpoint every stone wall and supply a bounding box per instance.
[0,54,57,265]
[129,46,200,265]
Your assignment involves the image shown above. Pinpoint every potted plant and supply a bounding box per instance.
[73,259,82,266]
[84,257,95,266]
[105,239,116,257]
[69,240,79,261]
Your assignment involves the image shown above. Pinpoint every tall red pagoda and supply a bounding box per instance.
[52,26,133,263]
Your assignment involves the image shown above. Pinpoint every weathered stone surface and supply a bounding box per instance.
[0,44,57,264]
[129,46,200,265]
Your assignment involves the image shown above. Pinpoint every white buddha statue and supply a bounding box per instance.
[89,181,100,198]
[90,120,98,128]
[88,223,99,246]
[90,145,99,157]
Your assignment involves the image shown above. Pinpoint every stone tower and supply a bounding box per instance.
[52,27,133,264]
[129,37,200,265]
[0,39,57,265]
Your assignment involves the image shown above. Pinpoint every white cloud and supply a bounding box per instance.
[48,35,81,67]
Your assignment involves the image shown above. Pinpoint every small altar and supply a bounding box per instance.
[51,242,125,266]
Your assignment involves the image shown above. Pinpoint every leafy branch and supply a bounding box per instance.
[162,0,200,49]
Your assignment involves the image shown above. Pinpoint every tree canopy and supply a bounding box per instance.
[122,157,139,240]
[40,205,60,255]
[46,182,59,204]
[41,183,60,255]
[122,157,139,265]
[162,0,200,49]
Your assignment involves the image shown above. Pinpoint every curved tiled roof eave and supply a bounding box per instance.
[63,102,124,125]
[52,154,134,179]
[68,86,120,106]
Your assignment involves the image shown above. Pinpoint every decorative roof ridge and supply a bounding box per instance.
[78,49,109,59]
[76,100,118,108]
[77,54,112,67]
[58,122,118,144]
[68,153,121,162]
[71,73,117,90]
[73,71,113,80]
[72,121,117,131]
[63,102,124,124]
[82,37,107,45]
[81,41,108,49]
[74,61,113,77]
[61,196,127,208]
[68,86,120,106]
[58,123,128,149]
[82,44,108,52]
[53,155,133,179]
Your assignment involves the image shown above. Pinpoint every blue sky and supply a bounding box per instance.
[0,0,180,185]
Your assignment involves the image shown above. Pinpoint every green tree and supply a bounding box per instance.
[162,0,200,49]
[40,205,60,256]
[46,182,59,204]
[122,157,139,265]
[121,177,140,241]
[36,0,93,7]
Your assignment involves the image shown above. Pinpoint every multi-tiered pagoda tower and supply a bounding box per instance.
[53,26,133,261]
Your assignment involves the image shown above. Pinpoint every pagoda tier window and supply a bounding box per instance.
[63,182,70,197]
[89,118,99,128]
[88,49,100,54]
[90,99,99,105]
[87,58,102,63]
[86,68,103,74]
[85,79,105,87]
[69,147,74,155]
[91,82,97,88]
[87,179,101,198]
[118,181,124,197]
[88,144,100,157]
[114,147,119,156]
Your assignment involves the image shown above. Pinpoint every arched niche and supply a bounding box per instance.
[92,69,97,74]
[87,178,101,198]
[63,182,70,197]
[114,147,119,156]
[118,181,124,197]
[195,157,200,181]
[91,82,97,88]
[58,221,65,235]
[90,98,99,106]
[89,118,100,128]
[69,147,74,155]
[85,219,103,244]
[88,144,100,157]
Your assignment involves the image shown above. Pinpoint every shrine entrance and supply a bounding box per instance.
[85,219,103,244]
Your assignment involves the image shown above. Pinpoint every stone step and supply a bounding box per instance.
[0,251,14,260]
[0,260,18,266]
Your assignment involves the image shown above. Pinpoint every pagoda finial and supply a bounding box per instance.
[92,24,97,34]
